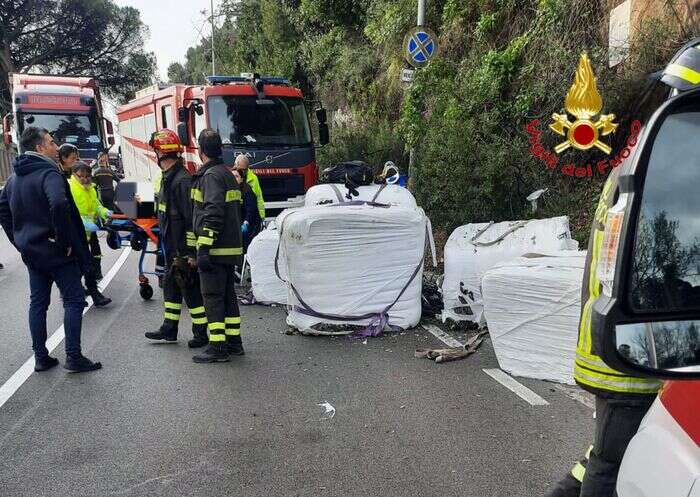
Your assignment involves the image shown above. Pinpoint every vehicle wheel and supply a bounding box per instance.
[139,284,153,300]
[106,231,121,250]
[130,236,144,251]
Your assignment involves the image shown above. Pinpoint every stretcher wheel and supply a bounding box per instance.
[107,232,121,250]
[139,283,153,300]
[130,236,144,251]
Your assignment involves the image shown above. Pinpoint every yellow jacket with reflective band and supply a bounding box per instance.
[68,176,109,226]
[246,170,265,219]
[574,167,661,397]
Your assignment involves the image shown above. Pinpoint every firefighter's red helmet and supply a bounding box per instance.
[149,129,183,154]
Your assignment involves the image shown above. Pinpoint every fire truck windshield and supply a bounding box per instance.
[18,112,101,148]
[208,96,312,147]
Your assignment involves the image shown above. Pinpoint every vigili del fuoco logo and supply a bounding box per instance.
[525,53,641,177]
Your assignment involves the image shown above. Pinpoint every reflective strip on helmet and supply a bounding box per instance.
[225,317,241,324]
[210,247,243,256]
[208,333,226,342]
[189,306,205,315]
[665,63,700,85]
[164,312,180,321]
[164,302,182,310]
[570,462,586,483]
[191,188,203,202]
[209,322,225,331]
[574,364,660,394]
[158,143,181,151]
[225,190,241,202]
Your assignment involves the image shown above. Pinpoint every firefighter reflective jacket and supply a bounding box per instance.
[191,158,243,265]
[246,170,265,219]
[574,166,662,397]
[68,176,109,225]
[158,159,195,261]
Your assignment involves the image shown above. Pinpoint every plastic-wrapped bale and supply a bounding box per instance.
[481,251,586,384]
[304,184,417,209]
[441,217,579,327]
[278,203,427,335]
[247,221,287,305]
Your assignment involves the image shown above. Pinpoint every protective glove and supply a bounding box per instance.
[84,221,99,233]
[241,221,249,235]
[197,247,214,272]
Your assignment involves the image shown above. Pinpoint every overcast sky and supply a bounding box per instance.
[112,0,221,82]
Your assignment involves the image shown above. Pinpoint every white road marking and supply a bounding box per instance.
[0,248,132,409]
[422,324,464,348]
[554,384,596,410]
[483,368,550,406]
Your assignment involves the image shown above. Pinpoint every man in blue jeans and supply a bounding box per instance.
[0,127,102,373]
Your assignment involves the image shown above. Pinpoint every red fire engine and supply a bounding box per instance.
[3,73,115,163]
[116,74,329,212]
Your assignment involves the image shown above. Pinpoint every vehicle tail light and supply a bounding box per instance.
[597,195,627,297]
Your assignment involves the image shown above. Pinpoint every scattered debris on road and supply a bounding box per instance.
[415,330,489,363]
[318,401,336,420]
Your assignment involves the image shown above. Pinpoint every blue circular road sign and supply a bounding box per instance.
[404,27,438,68]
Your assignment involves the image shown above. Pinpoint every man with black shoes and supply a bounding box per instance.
[144,130,208,348]
[0,127,101,373]
[191,129,245,363]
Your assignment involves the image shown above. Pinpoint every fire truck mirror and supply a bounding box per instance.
[178,107,189,122]
[318,123,329,146]
[107,136,115,146]
[105,119,114,135]
[316,108,327,124]
[177,122,190,147]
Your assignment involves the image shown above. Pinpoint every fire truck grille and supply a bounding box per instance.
[258,174,305,202]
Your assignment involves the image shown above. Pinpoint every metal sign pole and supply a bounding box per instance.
[211,0,216,76]
[408,0,426,191]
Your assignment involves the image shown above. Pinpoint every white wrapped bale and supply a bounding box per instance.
[442,217,578,326]
[279,204,426,334]
[481,251,586,384]
[304,184,417,209]
[247,222,287,305]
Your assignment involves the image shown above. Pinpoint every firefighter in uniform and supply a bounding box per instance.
[547,40,700,497]
[144,130,208,348]
[191,129,244,363]
[93,151,120,211]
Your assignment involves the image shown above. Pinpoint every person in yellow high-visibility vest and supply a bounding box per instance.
[67,162,112,307]
[548,38,700,497]
[233,154,265,219]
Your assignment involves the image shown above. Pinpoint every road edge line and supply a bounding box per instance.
[0,248,131,409]
[421,324,464,348]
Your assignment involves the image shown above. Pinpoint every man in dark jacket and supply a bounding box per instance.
[0,127,102,373]
[144,130,208,348]
[191,129,244,363]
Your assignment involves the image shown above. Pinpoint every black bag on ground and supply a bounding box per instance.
[322,160,373,187]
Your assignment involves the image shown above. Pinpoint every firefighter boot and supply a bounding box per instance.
[188,327,208,348]
[226,335,245,356]
[192,343,230,363]
[145,322,178,342]
[92,256,103,281]
[89,288,112,307]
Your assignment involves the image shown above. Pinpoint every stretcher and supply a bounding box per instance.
[103,213,164,300]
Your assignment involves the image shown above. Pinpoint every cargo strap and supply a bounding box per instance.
[371,184,387,203]
[329,184,345,203]
[328,184,388,204]
[274,204,427,337]
[470,220,528,247]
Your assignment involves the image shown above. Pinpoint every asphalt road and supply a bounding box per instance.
[0,232,594,497]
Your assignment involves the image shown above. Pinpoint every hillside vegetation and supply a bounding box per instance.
[170,0,694,243]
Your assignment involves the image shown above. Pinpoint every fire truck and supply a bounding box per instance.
[116,74,329,212]
[3,73,116,163]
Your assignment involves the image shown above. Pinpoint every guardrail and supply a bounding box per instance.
[0,147,16,185]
